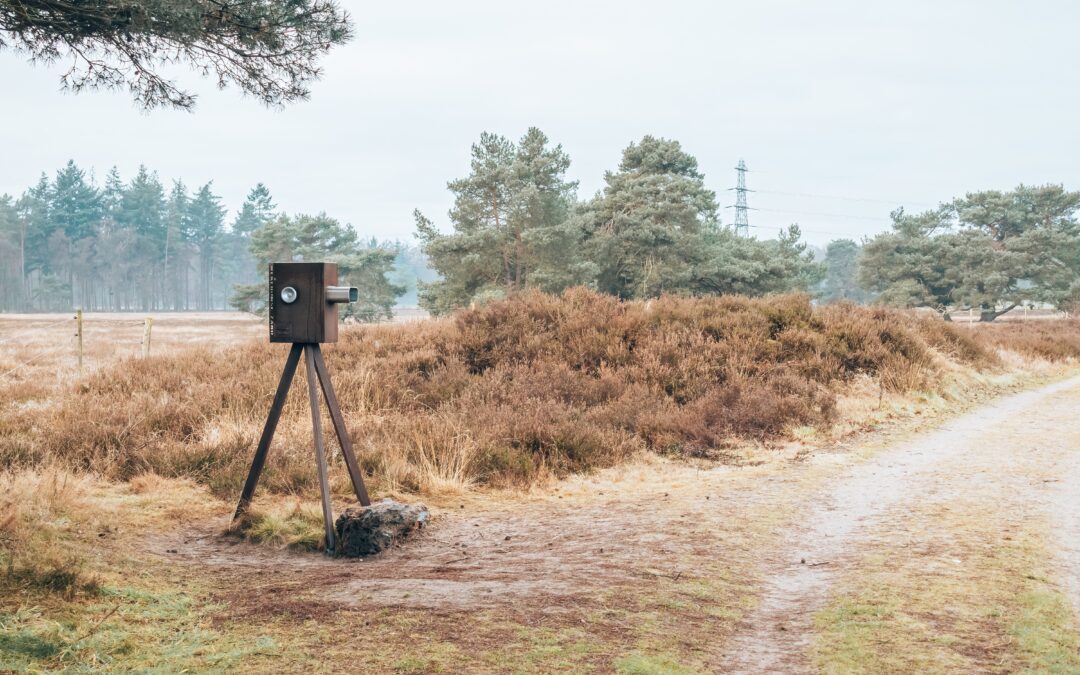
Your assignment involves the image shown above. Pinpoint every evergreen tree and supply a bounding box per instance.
[115,166,167,309]
[2,0,352,110]
[118,165,166,241]
[0,195,23,309]
[858,186,1080,320]
[231,213,404,321]
[416,128,583,314]
[17,174,52,278]
[186,183,226,310]
[163,181,190,309]
[101,167,125,216]
[46,161,103,307]
[50,161,102,241]
[232,183,276,237]
[224,183,276,300]
[691,225,822,296]
[0,162,296,312]
[819,239,868,303]
[583,136,718,298]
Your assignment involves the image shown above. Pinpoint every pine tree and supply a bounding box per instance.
[583,136,719,298]
[691,225,821,297]
[0,195,24,309]
[225,183,276,297]
[50,160,102,241]
[101,167,125,216]
[2,0,352,110]
[186,183,226,310]
[46,161,103,307]
[116,166,167,309]
[118,166,166,240]
[163,181,190,309]
[17,174,52,279]
[859,187,1080,320]
[416,128,582,314]
[231,212,404,321]
[232,183,276,237]
[819,239,868,303]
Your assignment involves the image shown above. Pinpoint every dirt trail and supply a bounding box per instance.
[146,376,1080,670]
[1049,421,1080,623]
[721,376,1080,673]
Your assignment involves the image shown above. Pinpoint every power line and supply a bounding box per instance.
[754,189,933,208]
[748,223,860,238]
[753,207,892,223]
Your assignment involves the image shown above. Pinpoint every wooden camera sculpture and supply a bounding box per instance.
[233,262,370,555]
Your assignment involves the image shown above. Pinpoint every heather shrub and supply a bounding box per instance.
[975,319,1080,361]
[3,289,1046,495]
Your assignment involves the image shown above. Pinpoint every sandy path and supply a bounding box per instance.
[721,376,1080,673]
[1048,415,1080,624]
[144,375,1080,670]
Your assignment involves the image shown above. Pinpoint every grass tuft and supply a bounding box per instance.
[0,467,101,598]
[228,502,326,551]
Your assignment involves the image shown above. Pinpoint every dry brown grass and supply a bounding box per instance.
[973,317,1080,361]
[4,289,1074,504]
[0,467,101,596]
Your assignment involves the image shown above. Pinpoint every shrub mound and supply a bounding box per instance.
[4,289,1075,496]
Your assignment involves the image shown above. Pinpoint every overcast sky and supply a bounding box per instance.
[4,0,1079,246]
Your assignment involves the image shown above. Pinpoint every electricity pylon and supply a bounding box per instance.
[728,159,752,237]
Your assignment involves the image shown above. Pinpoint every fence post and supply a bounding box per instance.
[142,317,154,357]
[75,308,84,375]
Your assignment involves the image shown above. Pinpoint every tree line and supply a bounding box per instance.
[0,162,409,316]
[416,128,1079,321]
[0,162,260,312]
[415,129,821,314]
[818,186,1080,320]
[5,139,1075,323]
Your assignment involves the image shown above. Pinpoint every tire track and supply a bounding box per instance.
[721,376,1080,673]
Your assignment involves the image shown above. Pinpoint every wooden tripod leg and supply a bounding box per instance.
[304,344,337,555]
[311,343,371,506]
[234,343,303,521]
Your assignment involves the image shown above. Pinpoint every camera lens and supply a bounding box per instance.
[280,286,298,304]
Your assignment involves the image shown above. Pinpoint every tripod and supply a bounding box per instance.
[233,343,370,554]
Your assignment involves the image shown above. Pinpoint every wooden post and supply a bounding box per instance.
[142,317,153,357]
[75,308,83,375]
[234,343,304,520]
[311,343,371,506]
[304,345,337,555]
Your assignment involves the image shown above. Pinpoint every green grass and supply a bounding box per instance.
[813,505,1080,674]
[0,584,281,672]
[614,652,701,674]
[1010,584,1080,673]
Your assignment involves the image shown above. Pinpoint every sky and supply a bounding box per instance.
[3,0,1080,246]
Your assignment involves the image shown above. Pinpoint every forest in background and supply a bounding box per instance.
[0,163,430,315]
[3,131,1078,321]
